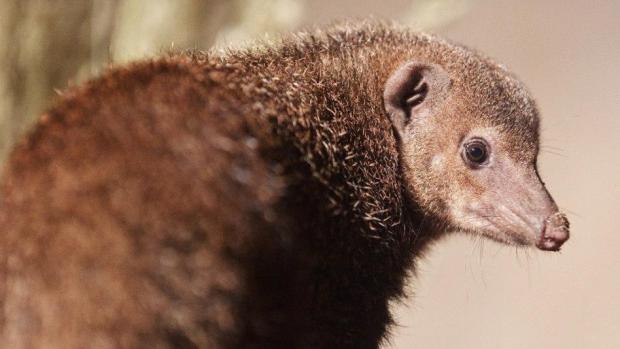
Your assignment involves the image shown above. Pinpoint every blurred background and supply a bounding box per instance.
[0,0,617,348]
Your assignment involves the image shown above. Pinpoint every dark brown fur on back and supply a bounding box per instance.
[0,21,521,348]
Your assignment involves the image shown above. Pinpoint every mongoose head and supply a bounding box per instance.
[384,57,569,251]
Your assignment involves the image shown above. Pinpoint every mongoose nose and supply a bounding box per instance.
[536,213,570,251]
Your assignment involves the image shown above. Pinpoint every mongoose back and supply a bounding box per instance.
[0,21,569,348]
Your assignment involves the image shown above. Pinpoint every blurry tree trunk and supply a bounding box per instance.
[0,0,119,163]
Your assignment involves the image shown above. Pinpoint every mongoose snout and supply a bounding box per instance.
[537,212,570,251]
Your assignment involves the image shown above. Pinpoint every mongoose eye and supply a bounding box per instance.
[463,139,489,167]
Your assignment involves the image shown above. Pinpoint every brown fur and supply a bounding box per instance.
[0,21,557,348]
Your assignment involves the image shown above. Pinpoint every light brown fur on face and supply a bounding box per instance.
[0,21,568,348]
[387,49,567,250]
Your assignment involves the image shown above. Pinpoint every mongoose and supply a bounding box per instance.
[0,21,569,348]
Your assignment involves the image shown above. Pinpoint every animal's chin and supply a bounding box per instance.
[463,225,568,252]
[462,226,536,248]
[491,231,533,247]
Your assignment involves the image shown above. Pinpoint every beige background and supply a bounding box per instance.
[0,0,618,348]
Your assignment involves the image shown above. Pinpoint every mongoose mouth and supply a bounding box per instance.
[536,212,570,251]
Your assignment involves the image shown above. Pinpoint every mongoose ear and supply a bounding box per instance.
[383,62,451,137]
